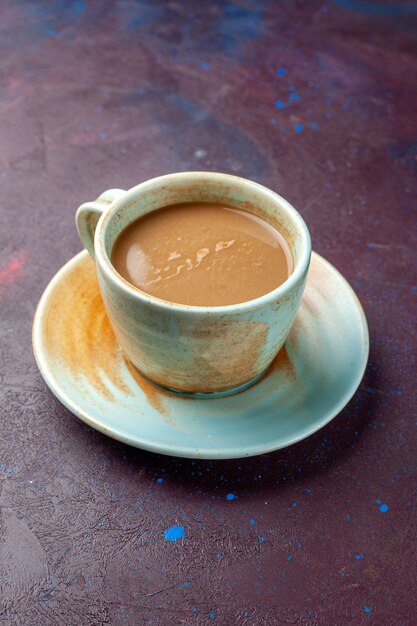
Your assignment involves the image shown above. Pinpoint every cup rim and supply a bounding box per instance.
[95,172,311,314]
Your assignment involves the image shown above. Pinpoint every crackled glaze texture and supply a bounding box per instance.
[1,0,416,624]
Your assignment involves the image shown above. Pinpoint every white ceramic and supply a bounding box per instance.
[32,251,369,460]
[76,173,311,395]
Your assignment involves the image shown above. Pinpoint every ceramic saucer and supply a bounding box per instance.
[32,251,369,459]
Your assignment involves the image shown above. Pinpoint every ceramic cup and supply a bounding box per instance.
[76,172,311,397]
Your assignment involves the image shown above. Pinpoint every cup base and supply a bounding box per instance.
[138,367,269,399]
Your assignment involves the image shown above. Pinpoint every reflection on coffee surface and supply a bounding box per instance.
[111,202,293,307]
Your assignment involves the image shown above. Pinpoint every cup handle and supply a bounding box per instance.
[76,188,126,260]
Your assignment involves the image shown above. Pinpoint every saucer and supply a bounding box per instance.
[32,251,369,459]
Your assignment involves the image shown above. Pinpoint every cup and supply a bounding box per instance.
[76,172,311,397]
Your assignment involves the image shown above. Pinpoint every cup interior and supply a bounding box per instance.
[99,172,310,306]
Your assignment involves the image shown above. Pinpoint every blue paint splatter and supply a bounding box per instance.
[226,493,236,501]
[164,525,185,542]
[310,122,319,129]
[340,571,345,577]
[287,555,292,561]
[304,487,312,493]
[277,67,287,76]
[44,26,57,38]
[379,504,389,512]
[6,467,13,474]
[289,92,299,101]
[375,499,381,504]
[355,554,364,560]
[364,606,372,614]
[294,123,304,133]
[250,519,256,525]
[71,0,85,18]
[259,536,265,543]
[209,612,216,619]
[157,478,164,484]
[201,63,210,70]
[275,100,286,109]
[183,581,189,587]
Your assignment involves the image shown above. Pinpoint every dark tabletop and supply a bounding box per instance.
[1,1,416,625]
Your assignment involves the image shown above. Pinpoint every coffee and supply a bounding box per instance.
[111,202,293,307]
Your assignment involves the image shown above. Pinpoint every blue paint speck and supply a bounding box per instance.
[157,478,164,484]
[304,487,312,493]
[226,493,236,501]
[379,504,389,512]
[310,122,319,129]
[259,536,265,543]
[287,555,292,561]
[164,525,185,542]
[340,571,345,577]
[294,123,304,133]
[209,612,216,619]
[364,606,372,614]
[289,92,299,101]
[71,0,86,17]
[45,26,57,38]
[375,499,381,504]
[355,554,364,560]
[275,100,285,109]
[250,519,255,525]
[183,581,189,587]
[6,467,13,474]
[277,67,287,76]
[201,63,210,70]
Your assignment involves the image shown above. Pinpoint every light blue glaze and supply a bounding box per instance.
[76,173,311,395]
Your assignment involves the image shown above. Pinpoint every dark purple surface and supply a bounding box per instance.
[1,1,416,624]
